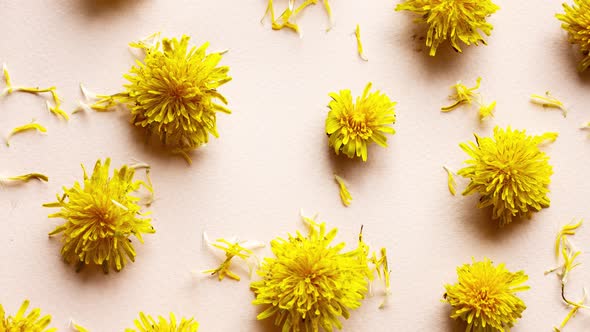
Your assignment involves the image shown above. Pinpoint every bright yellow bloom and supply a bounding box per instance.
[557,0,590,71]
[0,300,56,332]
[251,218,373,332]
[125,312,199,332]
[396,0,499,56]
[90,35,231,164]
[44,158,155,272]
[444,258,529,332]
[458,127,557,226]
[325,83,396,161]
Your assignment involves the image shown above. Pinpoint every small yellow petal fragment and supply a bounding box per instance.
[1,173,48,183]
[478,101,496,120]
[334,174,352,207]
[3,63,13,93]
[443,166,456,196]
[531,91,568,117]
[72,321,90,332]
[355,24,368,61]
[6,121,47,146]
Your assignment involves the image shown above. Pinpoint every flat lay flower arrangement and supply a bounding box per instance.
[1,0,590,331]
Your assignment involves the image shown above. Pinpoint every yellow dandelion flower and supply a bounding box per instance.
[458,126,557,226]
[44,158,155,273]
[202,233,264,281]
[444,258,529,332]
[557,0,590,72]
[325,83,396,162]
[395,0,499,56]
[125,312,199,332]
[89,35,231,164]
[251,217,373,332]
[0,300,56,332]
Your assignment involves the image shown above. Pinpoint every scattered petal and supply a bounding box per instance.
[6,121,47,146]
[334,174,352,206]
[442,166,456,196]
[531,91,568,117]
[355,24,368,61]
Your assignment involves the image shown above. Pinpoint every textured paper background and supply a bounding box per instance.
[1,0,590,331]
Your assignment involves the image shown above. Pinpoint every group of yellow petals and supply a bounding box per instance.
[262,0,334,35]
[441,77,496,121]
[546,220,589,331]
[0,300,198,332]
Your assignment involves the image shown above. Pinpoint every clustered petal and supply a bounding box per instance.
[125,312,199,332]
[122,35,232,162]
[458,126,556,226]
[444,259,529,332]
[396,0,499,56]
[251,220,373,332]
[0,300,56,332]
[556,0,590,71]
[45,158,155,272]
[325,83,396,161]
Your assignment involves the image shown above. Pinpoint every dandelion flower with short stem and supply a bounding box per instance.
[125,312,199,332]
[557,0,590,72]
[0,300,56,332]
[88,34,232,164]
[458,126,557,226]
[44,158,155,273]
[325,82,396,161]
[444,258,529,332]
[251,215,375,332]
[396,0,499,56]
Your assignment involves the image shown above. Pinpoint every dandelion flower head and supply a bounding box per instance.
[396,0,499,56]
[125,312,199,332]
[251,218,373,331]
[0,300,56,332]
[123,35,232,160]
[557,0,590,71]
[45,158,155,272]
[444,258,529,332]
[458,126,557,226]
[325,82,396,161]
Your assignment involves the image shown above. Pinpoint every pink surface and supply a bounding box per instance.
[1,0,590,331]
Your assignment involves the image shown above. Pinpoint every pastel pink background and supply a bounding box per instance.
[1,0,590,331]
